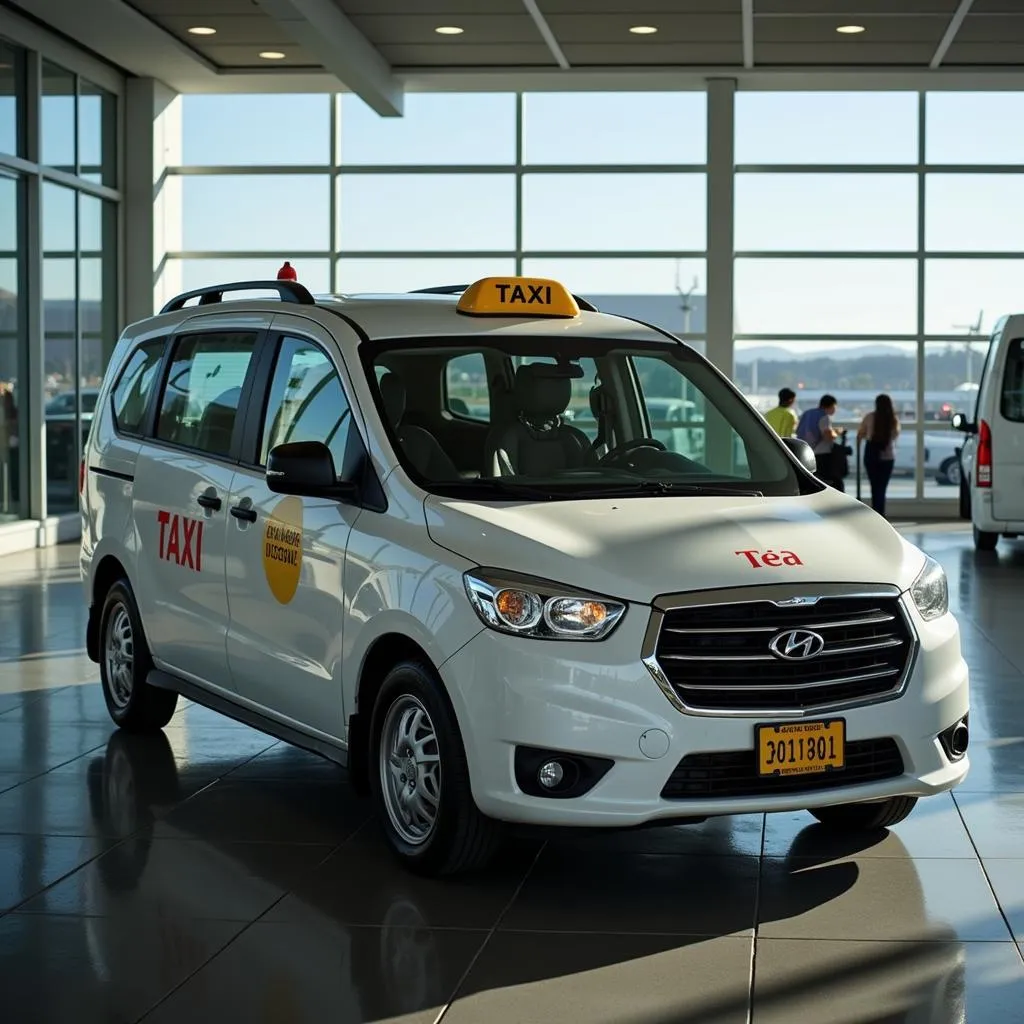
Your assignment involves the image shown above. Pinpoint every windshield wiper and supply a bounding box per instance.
[564,480,764,498]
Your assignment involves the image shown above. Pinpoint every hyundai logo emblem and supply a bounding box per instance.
[769,629,826,660]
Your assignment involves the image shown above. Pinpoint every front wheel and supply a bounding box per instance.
[99,579,178,732]
[973,525,998,552]
[810,795,918,831]
[369,660,501,876]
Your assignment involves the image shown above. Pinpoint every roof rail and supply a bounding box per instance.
[408,284,599,313]
[160,280,316,315]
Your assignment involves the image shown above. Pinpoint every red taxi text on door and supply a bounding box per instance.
[157,511,204,572]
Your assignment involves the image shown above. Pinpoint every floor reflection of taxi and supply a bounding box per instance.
[80,271,970,876]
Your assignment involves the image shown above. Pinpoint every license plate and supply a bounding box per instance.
[757,719,845,777]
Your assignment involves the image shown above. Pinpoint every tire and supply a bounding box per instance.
[938,457,961,487]
[99,579,178,732]
[973,525,998,552]
[369,659,501,876]
[810,795,918,831]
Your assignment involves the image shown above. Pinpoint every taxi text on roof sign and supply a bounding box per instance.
[456,277,580,319]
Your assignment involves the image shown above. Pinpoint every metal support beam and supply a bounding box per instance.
[741,0,754,69]
[705,79,736,378]
[930,0,974,69]
[522,0,570,70]
[255,0,403,116]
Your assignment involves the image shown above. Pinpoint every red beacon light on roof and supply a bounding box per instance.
[277,261,297,281]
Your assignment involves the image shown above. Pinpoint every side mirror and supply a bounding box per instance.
[951,413,976,434]
[782,436,817,474]
[266,441,358,501]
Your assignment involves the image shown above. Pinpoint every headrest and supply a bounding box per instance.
[379,371,406,425]
[514,363,571,422]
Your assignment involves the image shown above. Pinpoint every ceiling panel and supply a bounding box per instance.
[956,14,1024,42]
[756,15,948,45]
[969,0,1024,11]
[337,0,523,13]
[157,15,294,44]
[756,0,960,12]
[546,14,741,44]
[126,0,266,14]
[561,43,744,66]
[944,41,1024,63]
[199,43,321,66]
[537,0,741,10]
[351,14,543,46]
[378,44,559,66]
[757,42,939,65]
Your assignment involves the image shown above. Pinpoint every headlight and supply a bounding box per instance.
[910,555,948,622]
[464,570,626,640]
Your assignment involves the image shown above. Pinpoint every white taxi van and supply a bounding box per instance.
[81,272,970,875]
[953,313,1024,551]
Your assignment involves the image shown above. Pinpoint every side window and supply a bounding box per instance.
[155,331,258,456]
[261,336,355,478]
[445,353,490,422]
[112,339,165,435]
[1001,339,1024,423]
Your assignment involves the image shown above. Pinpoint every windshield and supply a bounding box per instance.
[364,336,805,500]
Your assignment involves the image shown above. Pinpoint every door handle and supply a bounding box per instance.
[230,505,258,523]
[197,493,222,511]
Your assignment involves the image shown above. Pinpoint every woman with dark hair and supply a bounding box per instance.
[857,393,900,517]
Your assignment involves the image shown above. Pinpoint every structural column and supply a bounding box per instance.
[705,77,736,377]
[123,77,181,325]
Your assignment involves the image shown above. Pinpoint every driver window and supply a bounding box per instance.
[260,336,356,478]
[631,355,751,478]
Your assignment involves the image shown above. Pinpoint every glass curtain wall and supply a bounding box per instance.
[0,34,119,522]
[171,87,1024,506]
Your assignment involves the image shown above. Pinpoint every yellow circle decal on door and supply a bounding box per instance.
[263,495,303,604]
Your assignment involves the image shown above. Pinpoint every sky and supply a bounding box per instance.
[11,86,1024,356]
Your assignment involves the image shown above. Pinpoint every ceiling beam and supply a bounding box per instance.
[254,0,403,115]
[930,0,974,69]
[741,0,754,69]
[522,0,570,70]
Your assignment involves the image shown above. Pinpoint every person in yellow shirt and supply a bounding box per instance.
[764,387,798,438]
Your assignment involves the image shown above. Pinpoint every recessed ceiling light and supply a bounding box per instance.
[629,25,658,35]
[187,26,216,36]
[435,26,464,35]
[258,51,286,60]
[836,24,866,34]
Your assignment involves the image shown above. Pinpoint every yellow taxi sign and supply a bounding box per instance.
[456,277,580,319]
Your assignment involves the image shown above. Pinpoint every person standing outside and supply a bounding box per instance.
[796,394,841,487]
[764,387,799,438]
[858,393,900,517]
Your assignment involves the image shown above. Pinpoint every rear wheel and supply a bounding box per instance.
[973,525,999,552]
[369,660,501,876]
[99,579,178,732]
[938,456,961,487]
[959,479,971,521]
[810,795,918,831]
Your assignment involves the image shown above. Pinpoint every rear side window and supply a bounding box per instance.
[445,352,489,422]
[155,331,258,456]
[111,339,165,435]
[1001,339,1024,423]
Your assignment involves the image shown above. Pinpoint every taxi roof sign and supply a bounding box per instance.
[456,277,580,319]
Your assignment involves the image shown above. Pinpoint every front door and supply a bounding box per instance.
[224,325,363,740]
[132,326,262,688]
[992,336,1024,522]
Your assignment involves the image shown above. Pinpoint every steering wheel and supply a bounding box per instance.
[599,438,667,465]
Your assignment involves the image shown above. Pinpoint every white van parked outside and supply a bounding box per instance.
[954,314,1024,551]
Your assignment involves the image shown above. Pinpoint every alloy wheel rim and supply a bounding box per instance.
[379,694,442,846]
[104,604,135,709]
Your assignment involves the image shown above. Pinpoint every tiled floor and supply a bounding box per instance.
[0,530,1023,1022]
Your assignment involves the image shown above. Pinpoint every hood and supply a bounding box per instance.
[424,489,927,604]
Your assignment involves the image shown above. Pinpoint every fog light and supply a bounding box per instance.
[538,761,564,789]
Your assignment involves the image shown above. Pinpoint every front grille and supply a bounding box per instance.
[661,738,904,800]
[653,595,915,713]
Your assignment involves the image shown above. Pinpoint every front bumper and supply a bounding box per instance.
[440,597,970,827]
